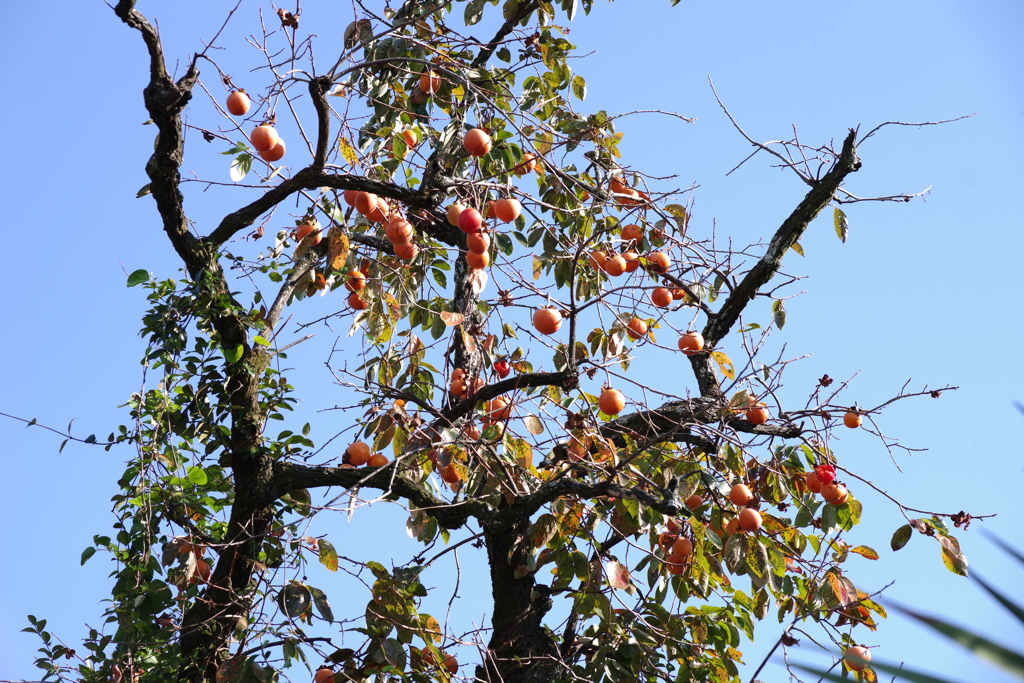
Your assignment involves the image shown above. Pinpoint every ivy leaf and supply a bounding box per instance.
[318,539,339,572]
[833,207,849,243]
[223,344,244,364]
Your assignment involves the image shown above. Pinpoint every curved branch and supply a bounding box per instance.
[270,461,494,529]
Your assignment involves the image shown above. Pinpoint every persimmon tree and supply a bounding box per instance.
[23,2,980,683]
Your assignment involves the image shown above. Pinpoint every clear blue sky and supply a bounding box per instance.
[2,1,1023,680]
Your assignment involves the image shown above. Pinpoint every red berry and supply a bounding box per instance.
[815,464,836,485]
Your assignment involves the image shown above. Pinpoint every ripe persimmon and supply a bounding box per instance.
[250,124,279,152]
[670,536,693,559]
[738,508,762,532]
[314,667,335,683]
[385,218,413,245]
[458,207,483,234]
[745,403,770,425]
[665,558,686,575]
[533,307,562,335]
[365,201,390,224]
[419,70,442,95]
[194,558,212,583]
[671,288,687,301]
[603,254,627,276]
[488,396,512,420]
[495,198,522,223]
[599,388,626,416]
[805,470,823,494]
[822,482,848,505]
[844,646,871,672]
[622,251,640,273]
[844,410,862,428]
[485,200,498,220]
[354,192,378,216]
[626,317,648,341]
[226,90,250,116]
[725,517,742,535]
[295,220,321,243]
[367,453,389,467]
[447,202,466,226]
[259,139,286,162]
[729,483,753,506]
[343,189,359,206]
[441,463,461,484]
[393,242,419,261]
[651,287,672,308]
[313,667,335,683]
[647,251,670,274]
[347,292,369,311]
[514,152,537,176]
[466,250,490,269]
[621,224,643,243]
[347,442,371,466]
[685,494,704,510]
[677,331,704,355]
[467,231,491,255]
[589,250,608,270]
[493,360,510,378]
[464,128,492,157]
[345,270,366,292]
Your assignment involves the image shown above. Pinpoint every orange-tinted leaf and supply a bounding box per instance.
[529,514,558,549]
[826,571,850,607]
[328,227,349,270]
[440,311,464,326]
[606,560,632,590]
[468,268,488,295]
[532,254,543,281]
[849,545,880,561]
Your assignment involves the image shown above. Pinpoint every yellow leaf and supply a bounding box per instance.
[849,545,880,561]
[664,204,688,220]
[711,351,735,380]
[532,254,543,281]
[328,227,349,270]
[338,137,359,166]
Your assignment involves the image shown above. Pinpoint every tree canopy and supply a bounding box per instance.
[21,2,981,683]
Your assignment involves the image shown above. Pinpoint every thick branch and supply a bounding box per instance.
[471,0,541,68]
[692,129,862,396]
[204,171,457,248]
[271,461,494,529]
[429,370,575,430]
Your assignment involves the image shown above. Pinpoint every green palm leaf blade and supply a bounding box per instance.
[973,574,1024,624]
[793,662,964,683]
[892,604,1024,678]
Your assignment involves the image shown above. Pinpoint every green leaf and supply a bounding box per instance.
[319,539,339,572]
[793,661,960,683]
[834,207,849,243]
[253,336,271,346]
[223,344,244,363]
[972,574,1024,624]
[136,183,152,198]
[230,153,253,182]
[186,466,208,485]
[772,300,786,329]
[891,524,913,551]
[465,0,485,25]
[893,604,1024,677]
[571,75,586,100]
[80,546,97,566]
[127,269,150,287]
[309,586,335,622]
